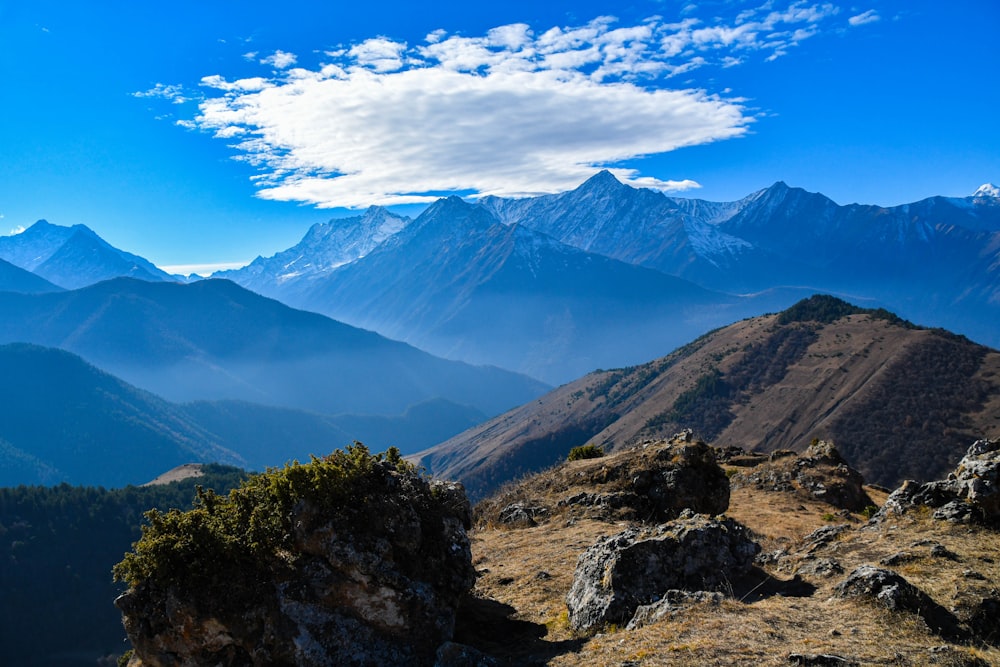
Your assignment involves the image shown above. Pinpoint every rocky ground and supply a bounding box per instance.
[118,437,1000,666]
[462,435,1000,666]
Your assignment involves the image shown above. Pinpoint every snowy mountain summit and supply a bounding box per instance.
[973,183,1000,198]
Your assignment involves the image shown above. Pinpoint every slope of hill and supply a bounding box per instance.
[414,296,1000,500]
[0,343,244,487]
[0,220,176,288]
[0,257,62,293]
[234,196,783,383]
[0,277,548,417]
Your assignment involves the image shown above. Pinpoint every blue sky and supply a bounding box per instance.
[1,1,997,273]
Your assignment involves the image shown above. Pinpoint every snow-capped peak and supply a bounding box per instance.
[973,183,1000,198]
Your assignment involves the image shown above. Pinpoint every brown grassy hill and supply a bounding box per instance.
[455,439,1000,666]
[413,296,1000,500]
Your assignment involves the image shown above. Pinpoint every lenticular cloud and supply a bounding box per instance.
[188,7,839,207]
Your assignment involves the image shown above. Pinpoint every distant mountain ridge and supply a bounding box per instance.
[214,206,409,297]
[481,175,1000,342]
[0,220,176,289]
[412,296,1000,500]
[0,342,496,487]
[219,195,788,382]
[217,174,1000,380]
[0,343,243,487]
[0,278,546,419]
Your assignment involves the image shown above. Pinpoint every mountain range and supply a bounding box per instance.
[413,295,1000,500]
[1,177,998,490]
[216,173,1000,382]
[0,277,545,417]
[3,175,997,386]
[217,194,797,383]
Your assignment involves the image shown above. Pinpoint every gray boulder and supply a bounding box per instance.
[626,590,724,630]
[565,514,759,633]
[835,565,966,641]
[477,434,731,527]
[871,439,1000,525]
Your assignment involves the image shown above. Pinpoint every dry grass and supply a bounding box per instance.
[465,478,1000,666]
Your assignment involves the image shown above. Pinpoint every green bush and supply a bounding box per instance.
[568,444,605,461]
[113,444,413,605]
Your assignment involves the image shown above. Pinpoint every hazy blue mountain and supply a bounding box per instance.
[481,174,1000,348]
[0,343,244,487]
[713,182,1000,344]
[0,256,62,293]
[181,397,485,463]
[207,173,999,375]
[0,341,502,487]
[215,206,410,299]
[0,277,547,417]
[266,196,772,383]
[0,220,176,289]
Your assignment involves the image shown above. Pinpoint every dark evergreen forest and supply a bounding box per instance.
[0,465,247,666]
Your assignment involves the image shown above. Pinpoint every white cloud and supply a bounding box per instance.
[159,261,249,277]
[133,83,189,104]
[9,225,25,236]
[349,38,408,72]
[260,50,298,69]
[848,10,880,27]
[184,3,844,207]
[199,75,271,92]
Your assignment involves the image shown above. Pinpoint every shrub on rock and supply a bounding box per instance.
[114,444,475,666]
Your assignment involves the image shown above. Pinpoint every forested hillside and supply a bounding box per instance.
[0,466,247,665]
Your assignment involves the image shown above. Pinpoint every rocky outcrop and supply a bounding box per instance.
[730,440,873,511]
[116,448,476,666]
[872,439,1000,525]
[834,565,966,641]
[563,435,732,521]
[475,433,731,526]
[565,513,759,633]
